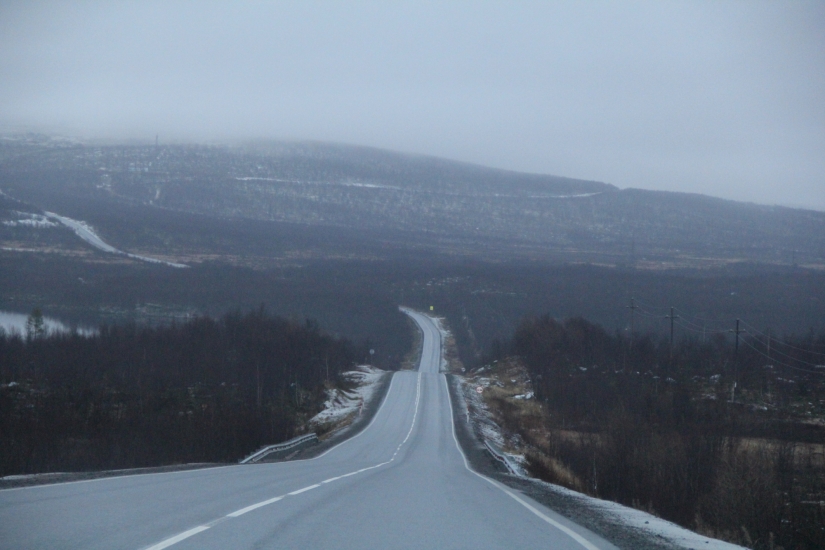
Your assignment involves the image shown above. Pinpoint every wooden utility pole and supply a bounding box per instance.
[627,298,638,338]
[665,307,679,364]
[625,298,639,374]
[729,319,746,402]
[732,318,745,356]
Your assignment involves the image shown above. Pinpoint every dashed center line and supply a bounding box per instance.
[140,372,422,550]
[144,526,210,550]
[288,484,320,496]
[226,496,283,518]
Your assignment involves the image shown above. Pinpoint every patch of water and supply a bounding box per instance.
[0,311,95,336]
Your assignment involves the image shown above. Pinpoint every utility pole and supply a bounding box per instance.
[627,298,638,337]
[665,307,679,364]
[626,298,638,374]
[731,319,745,356]
[729,319,746,402]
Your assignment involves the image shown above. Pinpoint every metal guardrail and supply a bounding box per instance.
[483,439,521,476]
[239,433,319,464]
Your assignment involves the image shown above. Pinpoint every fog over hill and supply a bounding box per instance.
[1,137,823,266]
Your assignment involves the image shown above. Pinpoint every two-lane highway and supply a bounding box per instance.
[0,310,615,549]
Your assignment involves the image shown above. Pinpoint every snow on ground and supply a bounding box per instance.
[2,211,59,228]
[537,481,746,550]
[309,366,384,428]
[45,212,188,268]
[424,309,745,550]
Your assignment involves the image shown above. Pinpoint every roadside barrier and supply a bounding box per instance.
[239,433,319,464]
[483,439,521,476]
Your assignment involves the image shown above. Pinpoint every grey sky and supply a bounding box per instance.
[1,1,823,210]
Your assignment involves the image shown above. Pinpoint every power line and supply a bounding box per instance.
[623,298,824,363]
[676,314,730,330]
[634,308,665,319]
[742,335,825,367]
[673,307,740,325]
[673,320,728,336]
[671,320,824,368]
[737,319,825,358]
[740,338,825,376]
[632,298,669,312]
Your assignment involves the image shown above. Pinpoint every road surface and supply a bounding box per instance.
[0,309,615,549]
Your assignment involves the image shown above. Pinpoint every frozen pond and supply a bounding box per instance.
[0,311,95,336]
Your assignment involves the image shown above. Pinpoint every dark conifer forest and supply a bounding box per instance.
[482,316,825,548]
[0,310,362,475]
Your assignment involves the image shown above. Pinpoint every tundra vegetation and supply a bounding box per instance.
[478,316,825,550]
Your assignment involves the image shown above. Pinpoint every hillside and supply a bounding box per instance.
[2,138,823,266]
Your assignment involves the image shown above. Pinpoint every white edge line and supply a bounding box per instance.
[438,329,603,550]
[0,465,236,493]
[216,370,421,528]
[143,525,210,550]
[3,365,400,493]
[308,370,399,460]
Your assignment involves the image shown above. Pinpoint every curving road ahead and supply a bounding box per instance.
[0,310,615,549]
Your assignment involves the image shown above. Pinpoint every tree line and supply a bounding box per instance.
[488,315,825,549]
[0,309,363,476]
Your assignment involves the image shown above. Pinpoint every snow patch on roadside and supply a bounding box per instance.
[2,211,59,228]
[428,309,745,550]
[309,365,384,428]
[537,481,746,549]
[427,312,527,474]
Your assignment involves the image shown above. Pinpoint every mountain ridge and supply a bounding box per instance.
[1,138,823,267]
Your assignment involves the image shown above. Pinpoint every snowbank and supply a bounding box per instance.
[309,366,384,428]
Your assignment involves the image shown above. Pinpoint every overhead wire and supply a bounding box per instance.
[739,338,825,376]
[740,336,825,366]
[669,320,824,367]
[673,320,728,336]
[622,299,824,362]
[737,318,825,358]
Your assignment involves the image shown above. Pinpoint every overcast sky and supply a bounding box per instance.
[1,1,823,210]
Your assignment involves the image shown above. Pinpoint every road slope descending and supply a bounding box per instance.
[0,310,614,550]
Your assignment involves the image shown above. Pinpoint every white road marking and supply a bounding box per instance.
[288,484,320,496]
[226,496,283,517]
[406,308,605,550]
[6,327,401,495]
[143,526,210,550]
[309,371,398,460]
[442,366,602,550]
[138,371,423,550]
[4,358,401,495]
[0,465,236,493]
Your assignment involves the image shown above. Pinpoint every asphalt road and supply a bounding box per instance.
[0,310,616,549]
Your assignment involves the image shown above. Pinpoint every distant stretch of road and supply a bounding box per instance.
[0,310,614,549]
